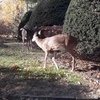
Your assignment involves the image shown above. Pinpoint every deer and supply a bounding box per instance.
[20,27,38,51]
[32,30,79,71]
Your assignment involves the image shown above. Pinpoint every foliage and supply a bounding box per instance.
[63,0,100,59]
[25,0,71,30]
[0,0,26,34]
[1,0,26,24]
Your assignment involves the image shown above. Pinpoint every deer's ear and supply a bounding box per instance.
[20,28,23,31]
[38,30,41,35]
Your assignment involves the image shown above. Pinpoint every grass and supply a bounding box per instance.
[0,38,86,85]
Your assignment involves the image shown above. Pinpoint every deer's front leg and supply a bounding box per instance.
[44,52,48,68]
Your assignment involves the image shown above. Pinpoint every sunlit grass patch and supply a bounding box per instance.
[29,60,42,67]
[15,67,83,84]
[66,73,82,84]
[16,67,66,81]
[0,56,42,69]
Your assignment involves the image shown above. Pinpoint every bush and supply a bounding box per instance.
[63,0,100,60]
[25,0,70,30]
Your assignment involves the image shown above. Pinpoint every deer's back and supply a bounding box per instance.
[42,34,77,52]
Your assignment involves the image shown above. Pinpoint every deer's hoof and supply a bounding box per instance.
[70,69,74,72]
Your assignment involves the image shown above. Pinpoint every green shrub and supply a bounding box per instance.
[63,0,100,60]
[25,0,70,30]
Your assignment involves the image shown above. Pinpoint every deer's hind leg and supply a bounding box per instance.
[52,52,59,70]
[68,49,76,72]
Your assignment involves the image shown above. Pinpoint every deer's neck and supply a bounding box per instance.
[35,38,44,49]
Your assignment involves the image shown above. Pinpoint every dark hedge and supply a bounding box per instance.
[63,0,100,60]
[25,0,70,30]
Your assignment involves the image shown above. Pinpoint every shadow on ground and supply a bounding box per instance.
[0,67,93,100]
